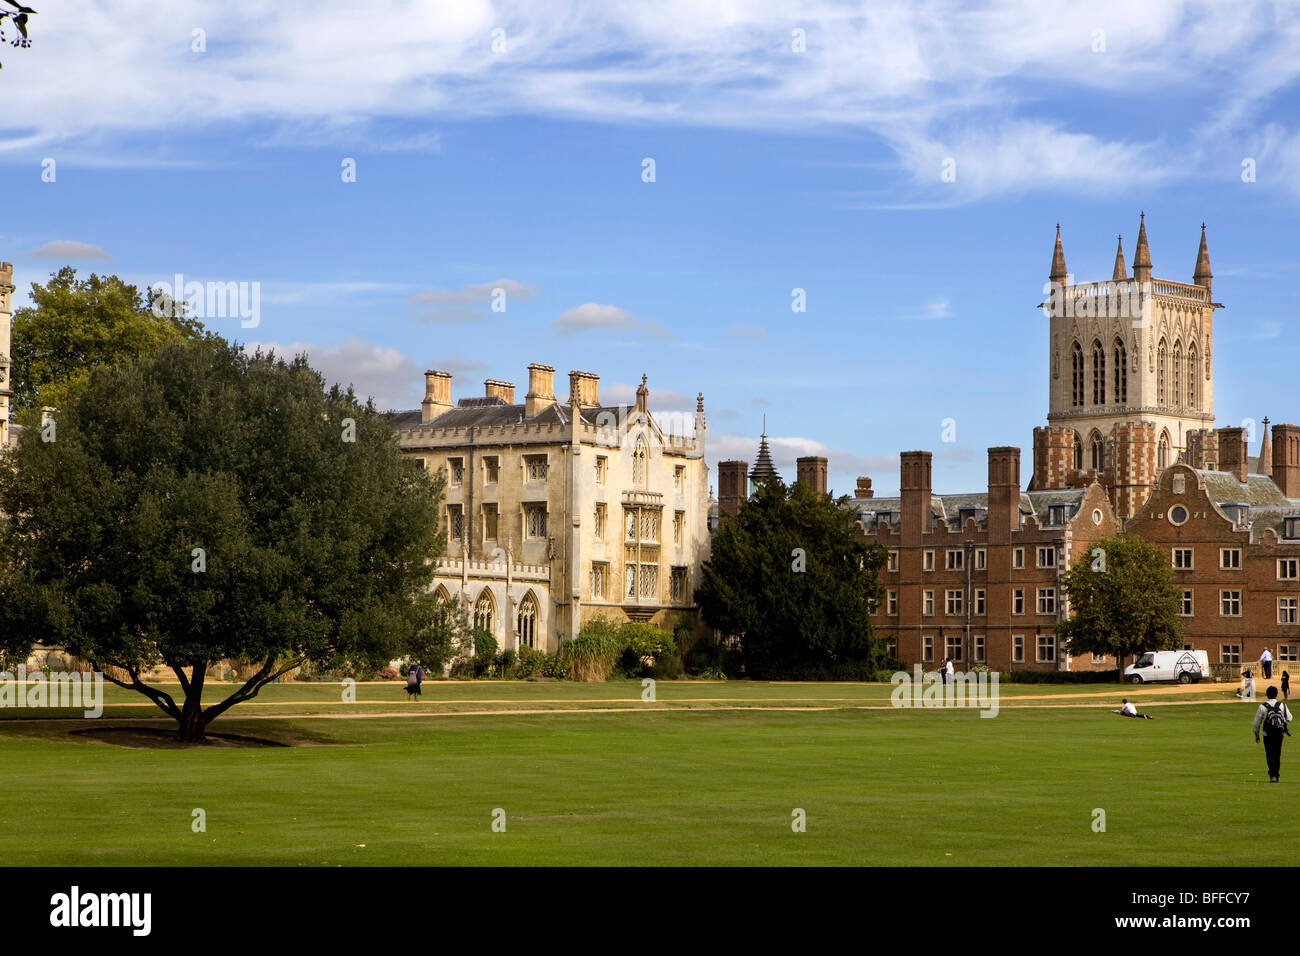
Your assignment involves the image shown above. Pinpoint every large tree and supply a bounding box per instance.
[1057,535,1185,679]
[9,267,209,421]
[696,477,888,679]
[0,338,449,740]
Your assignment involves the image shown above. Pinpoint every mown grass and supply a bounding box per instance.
[0,680,1284,866]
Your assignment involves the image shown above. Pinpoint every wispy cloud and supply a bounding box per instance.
[553,302,669,337]
[242,337,420,409]
[410,278,536,323]
[26,240,110,260]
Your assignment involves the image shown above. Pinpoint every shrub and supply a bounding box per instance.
[448,656,475,680]
[563,618,625,682]
[495,649,517,678]
[539,654,570,679]
[650,652,684,679]
[1004,669,1121,684]
[378,667,399,680]
[697,666,727,681]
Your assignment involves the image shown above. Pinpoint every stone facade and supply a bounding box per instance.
[392,364,710,652]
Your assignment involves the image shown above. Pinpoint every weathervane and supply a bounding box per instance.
[0,0,35,69]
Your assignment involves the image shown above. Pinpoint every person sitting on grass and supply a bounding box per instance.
[1114,698,1153,719]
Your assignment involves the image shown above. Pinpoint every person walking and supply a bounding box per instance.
[939,657,950,686]
[945,658,955,685]
[1260,648,1274,680]
[1283,670,1291,702]
[406,662,424,701]
[1253,685,1293,783]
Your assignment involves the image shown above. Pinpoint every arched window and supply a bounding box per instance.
[1073,431,1083,471]
[1113,337,1127,404]
[632,438,649,488]
[1187,343,1198,408]
[1071,342,1084,407]
[1089,432,1104,473]
[433,585,451,606]
[1158,431,1170,471]
[1157,338,1167,404]
[516,591,538,649]
[1172,340,1182,406]
[1092,340,1105,405]
[473,589,496,637]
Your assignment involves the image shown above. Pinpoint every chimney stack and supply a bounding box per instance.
[718,460,749,524]
[568,370,600,408]
[899,451,932,543]
[484,379,515,404]
[988,446,1022,539]
[796,456,828,496]
[421,370,453,423]
[856,476,874,499]
[525,363,556,417]
[1216,426,1249,484]
[1273,423,1300,499]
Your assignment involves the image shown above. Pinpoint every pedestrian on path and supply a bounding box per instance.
[406,662,424,701]
[1260,648,1274,680]
[1253,686,1293,783]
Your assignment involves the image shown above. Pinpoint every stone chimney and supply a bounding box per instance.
[1217,425,1249,484]
[421,370,453,423]
[525,364,556,417]
[796,456,828,495]
[856,476,873,499]
[988,446,1022,540]
[1273,423,1300,499]
[484,379,515,404]
[899,451,932,543]
[568,370,600,408]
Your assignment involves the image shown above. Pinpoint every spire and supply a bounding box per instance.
[635,373,648,413]
[750,418,780,482]
[1193,222,1212,289]
[1260,417,1273,477]
[1049,223,1068,283]
[1132,212,1152,282]
[1111,235,1127,282]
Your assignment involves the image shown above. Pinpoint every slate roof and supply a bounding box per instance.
[389,402,639,433]
[844,488,1086,531]
[1193,468,1300,541]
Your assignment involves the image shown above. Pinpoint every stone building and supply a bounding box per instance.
[1030,215,1221,519]
[391,364,710,652]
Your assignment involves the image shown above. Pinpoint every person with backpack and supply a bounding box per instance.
[406,662,424,701]
[1253,685,1293,783]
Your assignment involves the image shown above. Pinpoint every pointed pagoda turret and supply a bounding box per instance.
[1260,416,1273,477]
[750,418,781,483]
[1111,235,1127,282]
[1049,224,1068,284]
[1193,222,1212,290]
[1132,212,1152,283]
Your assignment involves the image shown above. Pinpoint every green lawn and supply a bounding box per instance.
[0,680,1283,866]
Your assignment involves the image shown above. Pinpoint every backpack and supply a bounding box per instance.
[1264,701,1291,737]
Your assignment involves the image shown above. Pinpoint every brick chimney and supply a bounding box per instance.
[1217,426,1249,484]
[484,379,515,403]
[856,476,873,499]
[718,460,749,523]
[796,456,828,495]
[568,370,600,408]
[1273,423,1300,499]
[525,363,555,417]
[988,446,1022,540]
[899,451,932,544]
[421,370,453,423]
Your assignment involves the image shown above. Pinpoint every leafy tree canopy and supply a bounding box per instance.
[695,477,888,679]
[10,267,211,422]
[1056,534,1185,677]
[0,337,448,740]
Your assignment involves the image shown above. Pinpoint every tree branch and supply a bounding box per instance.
[91,658,182,722]
[200,654,306,726]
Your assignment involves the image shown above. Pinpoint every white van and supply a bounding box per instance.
[1124,650,1210,684]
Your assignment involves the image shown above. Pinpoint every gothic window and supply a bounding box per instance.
[1157,338,1167,403]
[1113,338,1127,404]
[1187,343,1198,408]
[1073,432,1083,471]
[516,592,538,649]
[1071,342,1084,407]
[1158,431,1170,471]
[632,438,649,487]
[1092,340,1105,405]
[1089,432,1104,473]
[474,589,496,637]
[433,585,451,605]
[1172,340,1182,406]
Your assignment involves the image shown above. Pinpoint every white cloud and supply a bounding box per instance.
[26,240,110,260]
[553,302,669,337]
[410,278,536,323]
[6,1,1294,199]
[242,337,420,409]
[604,382,695,411]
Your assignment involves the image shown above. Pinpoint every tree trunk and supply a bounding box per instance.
[178,662,208,743]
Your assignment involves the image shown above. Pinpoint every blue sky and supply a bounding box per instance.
[4,1,1300,497]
